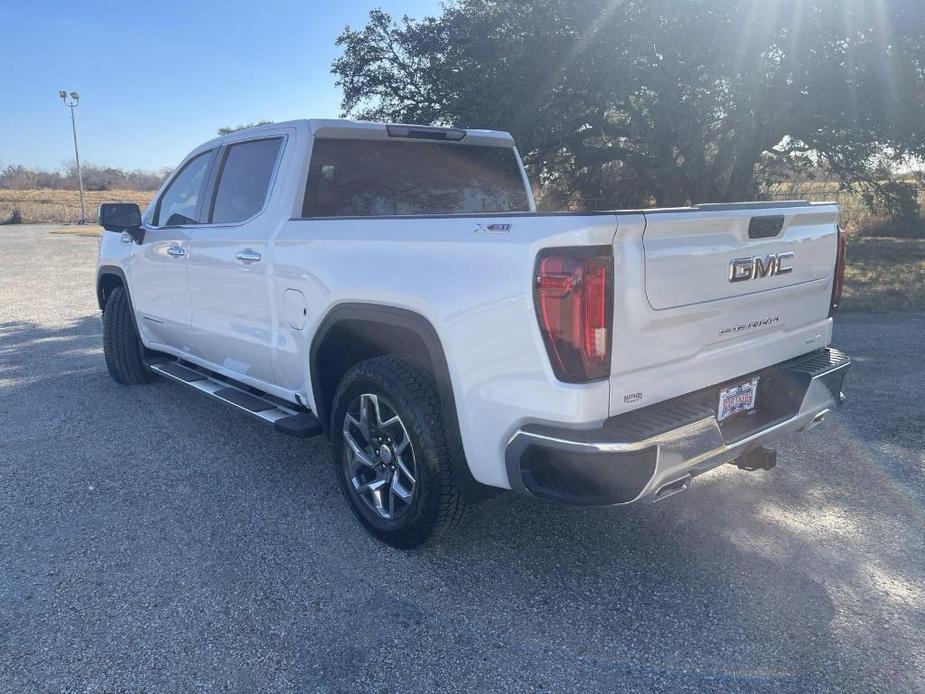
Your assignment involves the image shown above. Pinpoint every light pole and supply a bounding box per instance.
[58,90,87,224]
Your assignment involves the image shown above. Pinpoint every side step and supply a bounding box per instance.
[149,360,323,439]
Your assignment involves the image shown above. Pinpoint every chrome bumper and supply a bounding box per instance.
[505,348,850,506]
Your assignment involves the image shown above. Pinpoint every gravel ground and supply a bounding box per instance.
[1,224,923,693]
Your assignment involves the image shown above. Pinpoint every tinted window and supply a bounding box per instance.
[211,138,282,223]
[302,139,530,217]
[154,151,214,226]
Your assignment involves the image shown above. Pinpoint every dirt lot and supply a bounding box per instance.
[1,224,924,692]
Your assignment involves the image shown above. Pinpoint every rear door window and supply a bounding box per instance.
[154,150,215,226]
[210,137,283,224]
[302,138,530,217]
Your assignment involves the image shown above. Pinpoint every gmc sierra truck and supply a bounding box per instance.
[96,119,850,548]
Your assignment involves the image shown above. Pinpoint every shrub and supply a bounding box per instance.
[1,208,23,224]
[862,179,922,224]
[858,217,925,239]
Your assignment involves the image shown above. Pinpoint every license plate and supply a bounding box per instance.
[718,377,759,422]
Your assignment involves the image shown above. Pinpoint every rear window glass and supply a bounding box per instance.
[302,138,530,217]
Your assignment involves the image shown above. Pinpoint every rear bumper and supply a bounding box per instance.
[505,347,850,506]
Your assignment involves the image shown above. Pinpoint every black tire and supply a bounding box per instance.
[330,355,467,548]
[102,285,154,386]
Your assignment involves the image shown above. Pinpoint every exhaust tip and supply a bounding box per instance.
[654,474,691,501]
[801,409,830,433]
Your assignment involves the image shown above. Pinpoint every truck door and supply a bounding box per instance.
[130,148,216,350]
[185,135,285,386]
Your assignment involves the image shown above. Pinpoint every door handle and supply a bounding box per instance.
[235,249,262,263]
[166,245,186,258]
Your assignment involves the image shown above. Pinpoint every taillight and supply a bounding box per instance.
[829,225,847,317]
[534,247,613,382]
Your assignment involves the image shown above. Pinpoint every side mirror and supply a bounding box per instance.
[99,203,144,244]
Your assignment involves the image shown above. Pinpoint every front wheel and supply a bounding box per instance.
[102,285,154,386]
[330,356,467,548]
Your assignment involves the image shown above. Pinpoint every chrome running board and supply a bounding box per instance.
[149,359,323,438]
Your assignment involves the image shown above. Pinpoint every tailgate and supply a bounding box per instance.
[609,203,839,416]
[643,204,835,309]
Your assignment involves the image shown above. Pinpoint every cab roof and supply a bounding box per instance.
[214,118,516,148]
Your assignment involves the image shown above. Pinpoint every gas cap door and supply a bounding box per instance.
[283,289,306,330]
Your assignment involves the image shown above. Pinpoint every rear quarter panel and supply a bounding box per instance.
[271,214,619,488]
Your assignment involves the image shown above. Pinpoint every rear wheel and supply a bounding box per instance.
[102,285,154,385]
[330,356,466,548]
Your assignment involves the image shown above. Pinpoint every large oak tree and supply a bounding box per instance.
[333,0,925,208]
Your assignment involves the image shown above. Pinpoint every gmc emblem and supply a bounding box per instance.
[729,252,794,283]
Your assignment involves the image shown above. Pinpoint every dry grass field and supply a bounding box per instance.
[841,237,925,312]
[4,181,920,228]
[765,180,923,230]
[0,189,154,225]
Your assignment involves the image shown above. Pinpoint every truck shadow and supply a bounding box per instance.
[0,316,102,380]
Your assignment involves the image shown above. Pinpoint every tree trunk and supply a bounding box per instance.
[722,147,763,202]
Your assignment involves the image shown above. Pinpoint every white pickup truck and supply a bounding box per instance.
[96,119,850,547]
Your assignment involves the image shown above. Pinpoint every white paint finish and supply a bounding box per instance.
[271,213,618,487]
[283,289,306,330]
[127,227,192,347]
[608,209,838,416]
[97,229,130,278]
[642,206,838,309]
[186,223,277,383]
[97,118,842,493]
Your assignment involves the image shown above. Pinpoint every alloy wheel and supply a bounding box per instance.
[342,393,417,521]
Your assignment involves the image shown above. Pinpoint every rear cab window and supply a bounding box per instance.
[210,137,283,224]
[302,138,530,217]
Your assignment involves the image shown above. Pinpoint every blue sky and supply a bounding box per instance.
[0,0,440,171]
